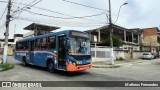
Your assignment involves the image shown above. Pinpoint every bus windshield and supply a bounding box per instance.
[69,37,90,55]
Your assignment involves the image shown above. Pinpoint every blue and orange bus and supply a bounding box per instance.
[15,30,92,72]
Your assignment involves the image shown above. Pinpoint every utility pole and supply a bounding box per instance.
[3,0,12,64]
[108,0,114,65]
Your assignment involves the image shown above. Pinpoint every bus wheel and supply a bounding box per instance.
[47,60,55,73]
[22,57,27,66]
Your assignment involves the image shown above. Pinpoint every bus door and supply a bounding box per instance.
[29,40,35,64]
[58,35,67,66]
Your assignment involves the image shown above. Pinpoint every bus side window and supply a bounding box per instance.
[48,36,56,49]
[16,42,20,51]
[18,42,23,50]
[23,41,29,50]
[41,37,47,50]
[35,39,41,50]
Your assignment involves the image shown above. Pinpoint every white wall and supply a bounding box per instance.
[91,47,146,62]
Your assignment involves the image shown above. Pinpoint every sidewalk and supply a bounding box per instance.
[92,59,143,68]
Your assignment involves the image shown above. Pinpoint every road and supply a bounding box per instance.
[1,56,160,90]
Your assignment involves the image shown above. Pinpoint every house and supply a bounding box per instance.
[23,23,60,38]
[0,34,23,55]
[86,24,142,51]
[142,27,160,53]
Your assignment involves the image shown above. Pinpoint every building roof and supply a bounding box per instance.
[142,27,159,30]
[23,23,60,31]
[86,24,140,34]
[14,34,23,37]
[0,39,14,42]
[129,28,142,33]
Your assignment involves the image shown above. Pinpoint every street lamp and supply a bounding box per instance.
[114,2,128,24]
[108,0,128,65]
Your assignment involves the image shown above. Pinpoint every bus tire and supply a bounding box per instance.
[22,57,27,66]
[47,60,55,73]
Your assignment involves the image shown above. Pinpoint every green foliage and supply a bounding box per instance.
[0,63,14,72]
[101,35,123,47]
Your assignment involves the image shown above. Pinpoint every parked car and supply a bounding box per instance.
[142,52,154,60]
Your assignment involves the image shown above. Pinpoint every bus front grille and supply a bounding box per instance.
[70,55,91,60]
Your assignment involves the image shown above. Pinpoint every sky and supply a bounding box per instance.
[0,0,160,39]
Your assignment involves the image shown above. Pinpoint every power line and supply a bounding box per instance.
[18,16,106,25]
[15,0,37,12]
[11,1,107,23]
[0,4,7,21]
[62,0,108,12]
[29,0,43,7]
[12,0,25,18]
[13,17,106,27]
[30,6,106,23]
[12,0,43,23]
[24,9,105,19]
[15,0,24,11]
[13,0,42,16]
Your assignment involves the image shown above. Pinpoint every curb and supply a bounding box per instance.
[93,65,120,68]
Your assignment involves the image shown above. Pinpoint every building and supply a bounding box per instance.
[0,34,23,55]
[86,24,142,51]
[142,27,160,52]
[23,23,60,38]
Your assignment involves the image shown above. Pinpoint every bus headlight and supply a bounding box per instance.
[73,62,76,66]
[76,61,79,64]
[69,61,72,64]
[69,61,76,65]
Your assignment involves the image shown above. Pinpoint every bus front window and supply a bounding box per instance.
[69,37,90,55]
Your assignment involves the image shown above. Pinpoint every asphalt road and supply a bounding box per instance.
[1,56,160,90]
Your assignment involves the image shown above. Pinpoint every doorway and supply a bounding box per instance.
[29,40,35,64]
[58,35,67,66]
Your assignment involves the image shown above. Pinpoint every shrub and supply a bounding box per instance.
[0,63,14,72]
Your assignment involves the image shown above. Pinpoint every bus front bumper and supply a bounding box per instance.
[67,63,92,72]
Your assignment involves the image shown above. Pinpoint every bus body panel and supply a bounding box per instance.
[15,30,92,72]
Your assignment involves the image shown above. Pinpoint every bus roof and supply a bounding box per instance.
[16,30,88,42]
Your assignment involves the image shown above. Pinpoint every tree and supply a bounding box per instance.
[101,35,123,47]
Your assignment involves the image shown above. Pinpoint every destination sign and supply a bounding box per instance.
[69,31,89,38]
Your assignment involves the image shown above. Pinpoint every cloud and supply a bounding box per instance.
[122,0,160,28]
[1,0,160,38]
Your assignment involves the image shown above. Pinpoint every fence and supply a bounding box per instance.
[91,47,112,62]
[91,45,147,62]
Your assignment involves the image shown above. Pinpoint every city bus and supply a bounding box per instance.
[15,30,92,72]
